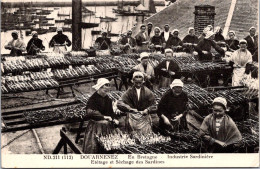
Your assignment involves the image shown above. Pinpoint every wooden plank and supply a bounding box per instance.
[60,129,83,154]
[4,119,27,126]
[2,113,24,120]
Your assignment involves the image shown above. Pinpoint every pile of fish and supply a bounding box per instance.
[45,57,71,67]
[2,79,59,93]
[3,71,54,83]
[97,131,136,151]
[97,131,171,152]
[23,104,86,124]
[3,58,50,73]
[53,66,102,80]
[111,131,200,154]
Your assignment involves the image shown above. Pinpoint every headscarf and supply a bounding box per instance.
[170,79,183,88]
[154,27,161,33]
[165,48,173,54]
[138,52,149,61]
[188,27,194,34]
[249,26,256,31]
[172,29,179,34]
[239,39,247,44]
[31,31,38,36]
[92,78,110,90]
[12,30,19,36]
[212,97,227,109]
[228,30,236,36]
[57,27,63,32]
[132,71,144,79]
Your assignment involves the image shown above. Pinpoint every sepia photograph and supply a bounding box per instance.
[1,0,259,167]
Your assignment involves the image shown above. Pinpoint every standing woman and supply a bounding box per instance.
[199,97,242,153]
[83,78,119,154]
[149,27,165,53]
[225,31,239,51]
[155,48,180,88]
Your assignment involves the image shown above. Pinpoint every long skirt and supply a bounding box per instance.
[82,120,117,154]
[126,112,152,134]
[158,76,173,88]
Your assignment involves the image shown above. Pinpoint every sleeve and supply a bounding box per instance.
[26,39,33,52]
[49,36,55,47]
[178,38,183,46]
[132,38,137,47]
[194,36,199,44]
[135,34,143,46]
[157,91,169,117]
[182,93,189,116]
[40,39,45,49]
[154,61,164,77]
[65,35,71,47]
[19,41,26,52]
[211,40,225,55]
[182,36,188,43]
[194,40,203,55]
[95,37,100,44]
[85,94,105,120]
[117,90,135,112]
[146,89,156,112]
[5,41,12,49]
[199,116,215,145]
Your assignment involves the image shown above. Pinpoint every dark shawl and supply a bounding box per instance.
[199,113,242,152]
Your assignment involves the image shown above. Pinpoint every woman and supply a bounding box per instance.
[225,30,239,51]
[155,48,180,88]
[195,31,225,61]
[149,27,165,53]
[83,78,119,154]
[117,72,156,134]
[199,97,242,153]
[26,31,45,55]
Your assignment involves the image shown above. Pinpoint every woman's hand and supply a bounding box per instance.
[104,116,113,122]
[140,109,148,116]
[204,135,211,141]
[215,140,227,147]
[113,119,119,125]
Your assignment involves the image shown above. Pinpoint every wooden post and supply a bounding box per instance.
[72,0,82,51]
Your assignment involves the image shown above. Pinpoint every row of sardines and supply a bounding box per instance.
[76,84,248,117]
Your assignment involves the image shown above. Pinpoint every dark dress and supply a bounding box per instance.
[49,34,71,47]
[26,38,45,55]
[182,35,199,44]
[82,92,117,154]
[225,39,239,51]
[245,35,258,54]
[155,60,181,88]
[150,36,165,52]
[157,89,189,132]
[95,37,111,50]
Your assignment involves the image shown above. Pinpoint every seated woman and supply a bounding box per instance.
[82,78,119,154]
[199,97,242,153]
[149,27,165,53]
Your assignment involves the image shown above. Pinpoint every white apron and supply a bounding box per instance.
[53,45,67,54]
[127,112,153,134]
[232,67,245,86]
